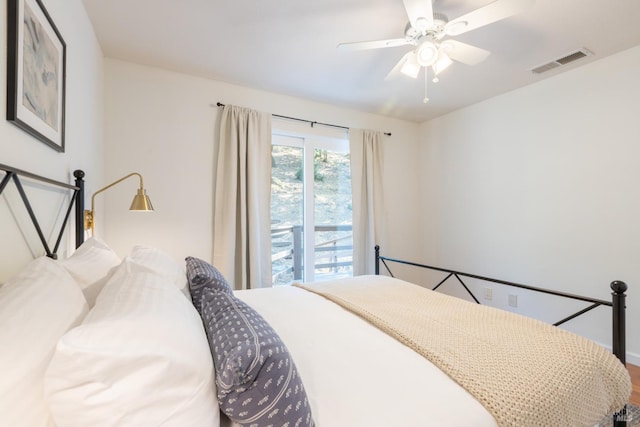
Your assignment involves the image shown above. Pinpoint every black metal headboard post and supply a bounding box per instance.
[74,170,85,248]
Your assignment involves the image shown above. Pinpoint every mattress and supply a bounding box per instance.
[233,285,498,427]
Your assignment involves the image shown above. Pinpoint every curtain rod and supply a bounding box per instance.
[215,102,391,136]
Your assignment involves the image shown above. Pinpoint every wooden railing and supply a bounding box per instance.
[271,224,353,283]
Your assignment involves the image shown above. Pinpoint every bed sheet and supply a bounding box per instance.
[232,285,498,427]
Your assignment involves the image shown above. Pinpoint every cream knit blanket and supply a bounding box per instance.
[295,275,631,427]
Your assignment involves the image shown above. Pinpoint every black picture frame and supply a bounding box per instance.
[6,0,66,152]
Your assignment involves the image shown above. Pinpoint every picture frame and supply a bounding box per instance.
[6,0,66,152]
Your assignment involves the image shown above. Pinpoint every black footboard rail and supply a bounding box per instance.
[375,245,630,425]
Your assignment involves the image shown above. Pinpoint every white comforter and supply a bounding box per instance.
[233,286,498,427]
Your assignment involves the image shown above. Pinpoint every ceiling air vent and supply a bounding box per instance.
[530,48,593,74]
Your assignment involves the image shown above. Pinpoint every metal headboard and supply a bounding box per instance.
[0,164,85,258]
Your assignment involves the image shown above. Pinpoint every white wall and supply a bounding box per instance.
[419,45,640,363]
[0,0,104,282]
[102,59,421,276]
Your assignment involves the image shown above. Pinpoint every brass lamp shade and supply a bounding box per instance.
[130,188,154,211]
[84,172,154,235]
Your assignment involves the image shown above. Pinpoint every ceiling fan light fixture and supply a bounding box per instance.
[433,52,453,76]
[416,41,438,66]
[400,53,421,78]
[338,0,535,101]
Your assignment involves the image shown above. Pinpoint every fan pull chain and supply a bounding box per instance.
[423,68,429,104]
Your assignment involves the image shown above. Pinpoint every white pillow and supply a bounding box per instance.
[44,258,219,427]
[128,245,189,295]
[59,237,121,307]
[0,257,89,427]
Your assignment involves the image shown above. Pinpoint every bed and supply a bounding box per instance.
[0,164,632,427]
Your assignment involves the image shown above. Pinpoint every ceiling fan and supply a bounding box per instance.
[338,0,535,103]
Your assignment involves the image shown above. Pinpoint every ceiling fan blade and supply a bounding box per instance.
[402,0,434,31]
[445,0,535,35]
[441,40,490,65]
[337,38,410,51]
[385,51,420,80]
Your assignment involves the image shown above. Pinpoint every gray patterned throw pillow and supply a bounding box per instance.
[185,256,232,314]
[201,288,314,427]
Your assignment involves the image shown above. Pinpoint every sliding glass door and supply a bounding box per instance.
[271,133,352,284]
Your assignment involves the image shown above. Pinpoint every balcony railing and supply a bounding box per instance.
[271,224,353,285]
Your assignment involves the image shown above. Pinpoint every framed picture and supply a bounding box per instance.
[6,0,66,152]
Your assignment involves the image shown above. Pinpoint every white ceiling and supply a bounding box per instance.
[82,0,640,123]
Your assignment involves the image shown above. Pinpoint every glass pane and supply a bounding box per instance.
[271,144,303,285]
[313,148,353,281]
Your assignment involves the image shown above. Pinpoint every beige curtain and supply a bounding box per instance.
[213,105,272,289]
[349,129,385,275]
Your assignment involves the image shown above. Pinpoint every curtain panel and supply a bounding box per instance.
[213,105,272,290]
[349,129,385,275]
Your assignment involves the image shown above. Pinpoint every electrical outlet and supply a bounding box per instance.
[508,294,518,307]
[483,287,493,301]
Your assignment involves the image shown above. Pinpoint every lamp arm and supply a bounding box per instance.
[86,172,144,235]
[90,173,144,214]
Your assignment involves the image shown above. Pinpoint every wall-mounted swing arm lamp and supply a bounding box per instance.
[84,172,154,235]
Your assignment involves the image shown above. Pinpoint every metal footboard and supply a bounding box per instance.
[374,245,629,426]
